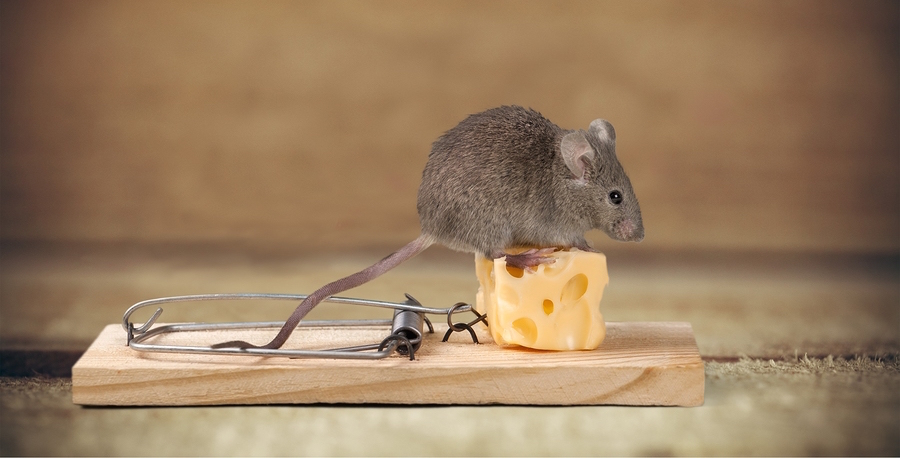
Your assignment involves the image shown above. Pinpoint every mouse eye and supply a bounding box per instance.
[609,190,623,205]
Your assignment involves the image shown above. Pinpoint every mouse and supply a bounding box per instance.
[214,105,643,350]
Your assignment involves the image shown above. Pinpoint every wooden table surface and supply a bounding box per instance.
[1,242,898,455]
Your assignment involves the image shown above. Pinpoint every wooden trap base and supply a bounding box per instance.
[72,322,704,406]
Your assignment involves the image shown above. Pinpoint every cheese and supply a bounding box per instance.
[474,249,608,351]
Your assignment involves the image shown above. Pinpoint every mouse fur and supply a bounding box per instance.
[418,105,643,256]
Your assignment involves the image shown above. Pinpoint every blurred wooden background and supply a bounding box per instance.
[2,0,898,254]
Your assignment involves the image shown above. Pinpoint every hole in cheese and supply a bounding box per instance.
[542,299,554,315]
[560,273,588,305]
[511,317,538,345]
[505,265,525,278]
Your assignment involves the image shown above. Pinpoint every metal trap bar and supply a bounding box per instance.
[122,293,486,361]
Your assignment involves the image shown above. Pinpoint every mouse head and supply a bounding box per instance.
[560,119,644,242]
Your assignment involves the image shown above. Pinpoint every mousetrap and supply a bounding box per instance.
[72,293,704,406]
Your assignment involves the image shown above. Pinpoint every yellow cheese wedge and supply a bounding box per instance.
[474,249,608,350]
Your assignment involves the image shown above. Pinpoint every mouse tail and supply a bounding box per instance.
[212,234,434,350]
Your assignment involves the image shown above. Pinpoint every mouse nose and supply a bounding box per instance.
[616,218,644,242]
[631,227,645,242]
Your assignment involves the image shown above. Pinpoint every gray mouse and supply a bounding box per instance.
[215,105,643,350]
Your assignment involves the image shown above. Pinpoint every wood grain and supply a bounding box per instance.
[72,321,704,406]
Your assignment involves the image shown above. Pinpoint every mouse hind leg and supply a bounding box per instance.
[491,247,557,272]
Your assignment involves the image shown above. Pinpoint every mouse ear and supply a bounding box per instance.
[560,131,595,182]
[589,119,616,146]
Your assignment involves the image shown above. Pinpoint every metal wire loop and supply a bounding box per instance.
[379,335,415,361]
[441,302,488,344]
